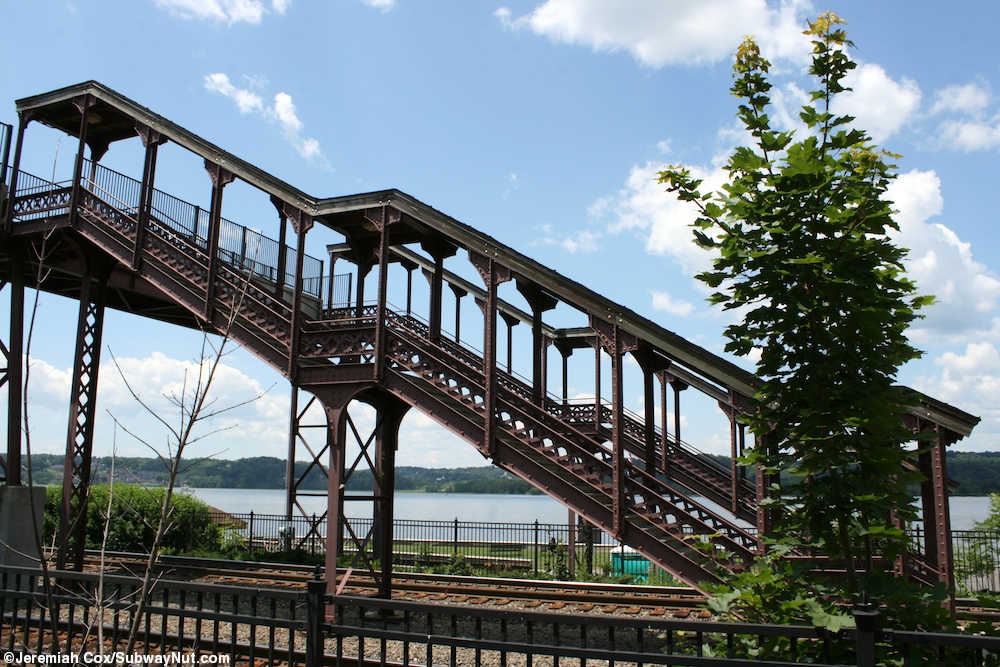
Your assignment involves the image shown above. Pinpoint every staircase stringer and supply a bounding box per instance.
[381,365,727,590]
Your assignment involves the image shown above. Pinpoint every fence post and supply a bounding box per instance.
[534,520,539,574]
[853,593,879,667]
[453,518,459,556]
[305,565,325,667]
[248,511,255,552]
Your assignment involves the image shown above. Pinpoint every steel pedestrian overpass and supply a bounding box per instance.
[0,82,979,596]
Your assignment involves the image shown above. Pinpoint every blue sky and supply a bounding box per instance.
[3,0,1000,468]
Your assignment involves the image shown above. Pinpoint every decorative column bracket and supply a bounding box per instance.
[470,250,512,458]
[283,202,314,379]
[4,109,34,233]
[366,207,401,382]
[515,280,558,404]
[420,239,458,341]
[68,95,98,229]
[202,160,236,321]
[631,346,670,473]
[132,123,168,270]
[589,315,638,539]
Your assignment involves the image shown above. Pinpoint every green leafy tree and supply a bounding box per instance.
[659,13,935,620]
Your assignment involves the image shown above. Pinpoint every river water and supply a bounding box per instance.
[186,488,994,531]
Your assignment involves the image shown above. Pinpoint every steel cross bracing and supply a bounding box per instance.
[0,82,980,594]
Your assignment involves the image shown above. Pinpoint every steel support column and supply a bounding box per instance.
[448,283,466,342]
[203,161,235,320]
[919,424,955,593]
[132,124,167,270]
[421,240,457,342]
[2,261,25,486]
[372,396,408,599]
[368,206,400,382]
[3,110,32,231]
[720,400,741,516]
[271,196,289,298]
[309,386,408,598]
[57,267,109,570]
[554,340,575,407]
[591,317,638,539]
[501,312,518,372]
[323,396,349,594]
[633,348,669,472]
[470,251,512,458]
[284,203,314,379]
[67,96,96,229]
[655,370,670,476]
[756,432,777,537]
[516,281,557,404]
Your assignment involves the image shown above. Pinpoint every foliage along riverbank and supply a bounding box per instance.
[20,450,1000,495]
[22,454,542,494]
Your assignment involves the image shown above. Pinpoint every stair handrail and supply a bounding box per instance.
[384,309,760,556]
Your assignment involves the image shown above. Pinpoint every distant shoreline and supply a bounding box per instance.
[22,451,1000,496]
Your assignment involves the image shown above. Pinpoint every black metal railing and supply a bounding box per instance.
[201,511,624,578]
[83,159,325,299]
[192,510,1000,590]
[9,162,326,301]
[0,564,308,665]
[2,563,996,667]
[320,589,1000,667]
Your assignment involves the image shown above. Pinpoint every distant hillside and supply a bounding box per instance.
[19,454,540,494]
[17,450,1000,495]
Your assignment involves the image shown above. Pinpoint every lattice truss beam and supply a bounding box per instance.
[57,277,107,571]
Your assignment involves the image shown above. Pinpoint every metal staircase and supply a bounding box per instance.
[1,81,976,591]
[7,167,757,586]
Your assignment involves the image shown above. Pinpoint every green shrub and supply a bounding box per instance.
[44,483,222,554]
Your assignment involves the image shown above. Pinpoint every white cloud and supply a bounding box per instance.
[532,225,602,253]
[496,0,811,68]
[203,73,263,114]
[360,0,396,10]
[154,0,290,24]
[102,350,279,430]
[9,350,286,458]
[600,161,725,278]
[502,173,520,201]
[204,74,326,163]
[650,290,694,317]
[887,170,1000,342]
[912,342,1000,452]
[927,82,1000,151]
[938,119,1000,152]
[931,82,991,116]
[267,92,323,160]
[832,63,921,143]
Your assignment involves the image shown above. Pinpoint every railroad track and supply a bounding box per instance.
[83,552,710,618]
[81,551,1000,624]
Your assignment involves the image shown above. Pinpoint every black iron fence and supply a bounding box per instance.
[318,588,1000,667]
[195,511,1000,590]
[907,526,1000,595]
[2,564,998,667]
[201,510,648,579]
[0,564,308,665]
